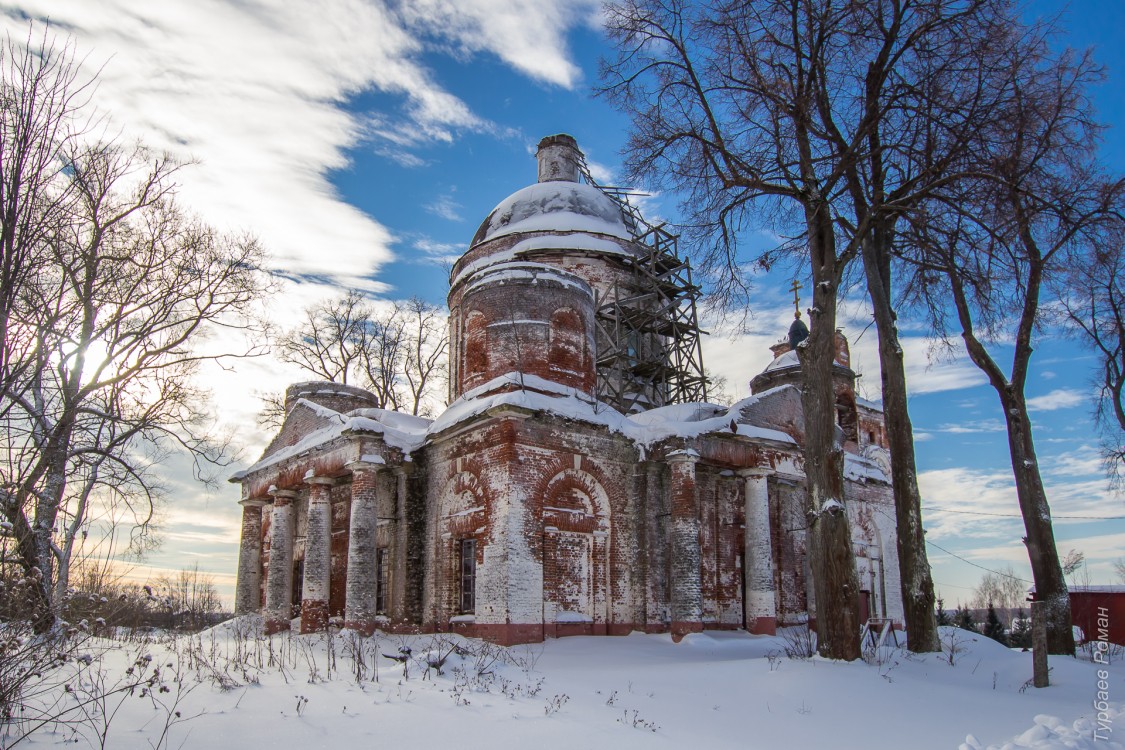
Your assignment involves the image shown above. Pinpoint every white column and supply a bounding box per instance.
[300,475,334,633]
[344,459,383,635]
[234,498,267,614]
[740,469,777,634]
[264,488,298,633]
[668,450,701,642]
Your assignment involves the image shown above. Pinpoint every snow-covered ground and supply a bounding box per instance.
[4,623,1122,749]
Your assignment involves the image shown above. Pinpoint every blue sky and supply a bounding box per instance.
[3,0,1122,606]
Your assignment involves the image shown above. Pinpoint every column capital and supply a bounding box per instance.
[666,449,700,464]
[346,457,385,473]
[737,468,774,479]
[240,497,268,508]
[269,486,299,501]
[304,471,337,487]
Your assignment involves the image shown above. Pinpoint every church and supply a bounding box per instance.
[230,134,904,645]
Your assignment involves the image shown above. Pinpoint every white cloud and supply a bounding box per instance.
[917,458,1123,542]
[396,0,602,89]
[1043,445,1105,478]
[831,297,987,396]
[917,467,1026,539]
[934,419,1006,434]
[582,158,616,185]
[412,237,464,266]
[700,298,993,405]
[425,194,464,222]
[1026,388,1087,412]
[2,0,593,297]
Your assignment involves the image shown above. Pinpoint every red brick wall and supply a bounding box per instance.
[450,268,595,397]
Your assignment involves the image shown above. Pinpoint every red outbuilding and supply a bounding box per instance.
[1069,586,1125,647]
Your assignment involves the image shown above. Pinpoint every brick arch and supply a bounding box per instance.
[437,468,490,538]
[539,468,610,534]
[537,466,611,634]
[849,502,888,621]
[434,466,493,623]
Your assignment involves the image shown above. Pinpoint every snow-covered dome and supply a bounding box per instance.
[763,349,800,373]
[470,181,631,247]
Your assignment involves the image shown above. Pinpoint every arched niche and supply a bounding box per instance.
[462,310,488,388]
[548,307,586,375]
[539,467,611,628]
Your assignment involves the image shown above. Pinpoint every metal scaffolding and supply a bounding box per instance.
[577,161,709,413]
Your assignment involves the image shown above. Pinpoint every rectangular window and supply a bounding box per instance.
[375,548,388,615]
[459,539,476,613]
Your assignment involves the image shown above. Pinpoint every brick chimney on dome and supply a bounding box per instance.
[536,133,582,183]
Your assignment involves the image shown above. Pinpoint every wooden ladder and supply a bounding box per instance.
[860,618,899,650]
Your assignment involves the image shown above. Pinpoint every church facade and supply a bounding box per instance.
[230,135,903,645]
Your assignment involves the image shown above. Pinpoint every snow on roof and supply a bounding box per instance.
[234,374,804,481]
[629,395,795,446]
[763,349,800,373]
[232,403,431,479]
[351,408,432,434]
[461,262,592,298]
[1066,585,1125,594]
[844,452,889,484]
[293,397,348,421]
[446,375,796,448]
[231,410,348,480]
[453,233,636,285]
[628,402,729,426]
[427,372,629,438]
[856,396,882,411]
[471,182,630,246]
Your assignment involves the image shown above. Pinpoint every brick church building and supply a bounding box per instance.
[231,135,904,644]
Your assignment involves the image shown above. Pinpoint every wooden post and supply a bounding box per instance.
[1032,601,1049,688]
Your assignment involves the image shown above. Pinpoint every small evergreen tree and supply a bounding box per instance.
[1009,608,1032,649]
[936,598,951,626]
[984,602,1007,645]
[954,604,978,632]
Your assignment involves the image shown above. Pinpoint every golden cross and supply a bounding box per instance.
[789,279,802,319]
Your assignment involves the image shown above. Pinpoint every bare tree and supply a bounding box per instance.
[151,563,222,631]
[1060,219,1125,484]
[827,0,1021,654]
[278,289,371,386]
[702,369,734,407]
[602,0,875,659]
[398,297,448,417]
[359,300,407,411]
[278,292,448,417]
[1113,557,1125,584]
[254,390,287,431]
[601,0,1006,657]
[0,28,93,426]
[0,31,265,629]
[972,567,1028,624]
[900,28,1116,655]
[1061,549,1085,580]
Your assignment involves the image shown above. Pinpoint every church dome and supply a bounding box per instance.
[469,181,631,247]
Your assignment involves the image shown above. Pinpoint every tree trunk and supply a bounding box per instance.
[861,234,940,652]
[999,388,1075,655]
[7,505,54,632]
[799,200,862,661]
